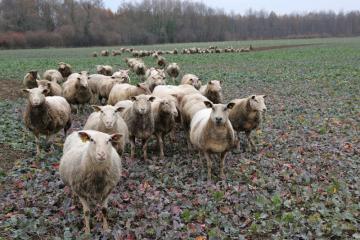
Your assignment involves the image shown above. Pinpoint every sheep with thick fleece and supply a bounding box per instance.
[112,69,130,83]
[107,83,151,105]
[153,84,199,107]
[190,101,235,181]
[166,63,180,84]
[43,69,64,83]
[84,105,128,154]
[58,62,72,78]
[23,87,71,155]
[151,98,178,159]
[145,69,166,92]
[228,95,267,152]
[181,74,202,90]
[120,95,155,160]
[23,70,40,89]
[199,80,223,104]
[101,50,109,56]
[97,65,113,76]
[62,72,92,108]
[92,52,98,57]
[59,130,122,234]
[36,79,62,96]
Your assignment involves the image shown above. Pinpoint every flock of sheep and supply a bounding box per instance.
[21,50,266,233]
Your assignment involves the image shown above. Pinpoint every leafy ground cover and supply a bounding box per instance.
[0,38,359,239]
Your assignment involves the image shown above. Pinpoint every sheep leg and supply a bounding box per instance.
[245,131,256,152]
[34,133,41,156]
[204,151,212,182]
[79,197,91,234]
[186,133,192,150]
[169,128,176,142]
[101,199,109,231]
[130,136,136,159]
[156,133,164,159]
[220,152,228,180]
[142,138,149,160]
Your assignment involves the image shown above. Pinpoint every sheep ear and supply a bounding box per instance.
[136,83,141,87]
[110,134,122,147]
[91,105,102,112]
[47,82,51,87]
[219,80,223,84]
[204,101,213,108]
[78,131,90,142]
[42,88,50,95]
[111,76,115,79]
[115,107,125,113]
[130,96,137,101]
[22,89,30,93]
[77,77,81,81]
[251,95,256,99]
[148,96,156,102]
[226,102,235,110]
[208,81,213,85]
[263,95,267,98]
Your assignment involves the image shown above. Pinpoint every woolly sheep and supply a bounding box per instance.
[181,74,202,90]
[111,50,121,56]
[156,55,166,69]
[58,62,72,78]
[59,130,122,234]
[107,83,151,105]
[166,63,180,84]
[112,69,130,83]
[151,98,178,159]
[120,95,156,160]
[84,105,128,154]
[190,101,235,181]
[22,87,71,155]
[101,50,109,56]
[23,70,40,89]
[62,72,92,109]
[228,95,267,152]
[43,69,64,83]
[92,52,98,57]
[199,80,223,104]
[36,79,62,96]
[96,65,113,76]
[145,68,166,92]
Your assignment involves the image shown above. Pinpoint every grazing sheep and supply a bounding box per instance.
[59,130,122,234]
[181,74,202,90]
[96,65,113,76]
[111,50,121,56]
[92,52,98,57]
[36,79,62,96]
[107,83,151,105]
[58,62,72,78]
[156,55,166,69]
[151,98,178,159]
[101,50,109,56]
[166,63,180,84]
[120,95,155,160]
[62,72,92,110]
[22,87,71,155]
[43,69,64,83]
[228,95,267,152]
[190,101,235,181]
[23,70,40,89]
[133,62,147,80]
[199,80,223,104]
[84,105,128,154]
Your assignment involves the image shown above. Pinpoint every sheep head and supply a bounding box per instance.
[204,101,235,126]
[22,87,49,107]
[92,105,124,129]
[249,95,267,112]
[131,94,155,115]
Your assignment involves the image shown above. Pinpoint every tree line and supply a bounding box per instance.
[1,0,360,49]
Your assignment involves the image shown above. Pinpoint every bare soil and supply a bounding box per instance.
[0,80,23,101]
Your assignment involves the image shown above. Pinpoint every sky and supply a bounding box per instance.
[103,0,360,15]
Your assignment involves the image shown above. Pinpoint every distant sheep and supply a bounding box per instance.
[181,74,202,90]
[199,80,223,103]
[107,83,151,105]
[166,63,180,84]
[23,70,40,89]
[36,79,62,96]
[59,130,122,234]
[92,52,98,57]
[228,95,267,152]
[190,101,235,181]
[58,62,72,78]
[156,55,166,69]
[96,65,113,76]
[23,87,71,155]
[101,50,109,56]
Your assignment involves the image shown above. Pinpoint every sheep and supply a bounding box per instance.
[166,63,180,84]
[112,69,130,83]
[190,101,235,181]
[22,87,72,156]
[156,55,166,69]
[96,65,113,76]
[92,52,98,57]
[62,72,92,111]
[43,69,64,83]
[107,83,151,105]
[145,68,166,92]
[152,84,199,108]
[111,50,121,56]
[23,70,40,89]
[84,105,128,155]
[199,80,223,104]
[133,62,147,80]
[120,95,155,160]
[151,98,178,159]
[181,74,202,90]
[101,50,109,56]
[228,95,267,152]
[36,79,62,96]
[145,67,166,80]
[59,130,122,234]
[58,62,72,78]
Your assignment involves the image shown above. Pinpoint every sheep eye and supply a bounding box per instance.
[90,138,95,143]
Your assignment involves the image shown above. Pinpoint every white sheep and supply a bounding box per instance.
[59,130,122,234]
[190,101,235,181]
[62,72,92,111]
[181,74,202,90]
[166,63,180,84]
[43,69,64,83]
[199,80,223,103]
[107,83,151,105]
[36,79,62,96]
[96,65,113,76]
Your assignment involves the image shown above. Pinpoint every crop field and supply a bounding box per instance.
[0,37,359,239]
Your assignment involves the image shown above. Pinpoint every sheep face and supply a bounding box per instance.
[136,83,151,95]
[76,74,89,89]
[208,80,222,92]
[36,80,51,95]
[78,131,121,162]
[92,105,124,129]
[160,99,178,117]
[131,95,155,115]
[23,87,48,107]
[29,71,38,79]
[112,70,130,82]
[204,101,235,126]
[249,95,267,112]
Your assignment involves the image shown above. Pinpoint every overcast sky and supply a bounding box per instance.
[103,0,360,14]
